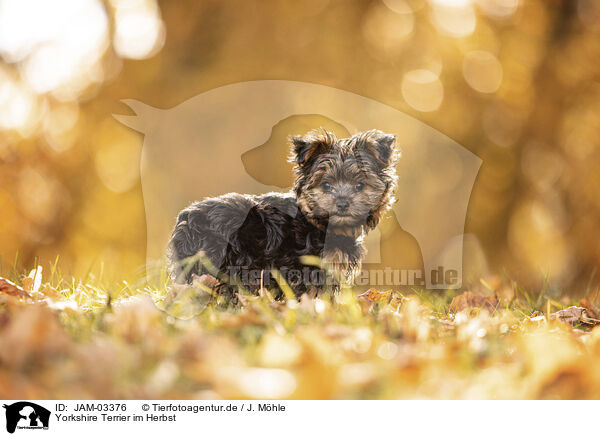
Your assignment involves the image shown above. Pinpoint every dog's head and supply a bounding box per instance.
[290,129,398,231]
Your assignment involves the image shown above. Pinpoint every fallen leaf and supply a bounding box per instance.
[0,277,30,298]
[359,289,392,302]
[580,298,600,321]
[550,306,600,326]
[0,305,70,368]
[389,294,404,310]
[40,283,61,298]
[528,315,547,324]
[357,289,393,314]
[449,291,499,313]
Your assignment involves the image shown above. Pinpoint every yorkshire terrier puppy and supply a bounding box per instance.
[169,129,398,298]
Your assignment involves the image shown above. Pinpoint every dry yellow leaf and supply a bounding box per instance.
[449,291,499,313]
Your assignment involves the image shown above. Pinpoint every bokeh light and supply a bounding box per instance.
[430,0,477,38]
[93,119,142,193]
[363,1,414,59]
[112,0,165,60]
[0,0,109,97]
[0,68,37,131]
[17,166,68,229]
[42,102,80,153]
[462,50,503,93]
[476,0,520,19]
[401,69,444,112]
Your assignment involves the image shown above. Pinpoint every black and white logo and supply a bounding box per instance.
[2,402,50,434]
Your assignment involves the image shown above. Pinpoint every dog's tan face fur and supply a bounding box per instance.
[291,129,398,232]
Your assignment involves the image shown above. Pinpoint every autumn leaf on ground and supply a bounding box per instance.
[550,306,600,326]
[356,289,392,313]
[580,298,600,321]
[358,289,392,302]
[0,277,31,298]
[449,291,499,313]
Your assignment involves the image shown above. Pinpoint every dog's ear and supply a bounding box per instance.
[353,130,397,167]
[373,132,396,166]
[289,130,336,166]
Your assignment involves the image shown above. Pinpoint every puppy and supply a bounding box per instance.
[169,129,398,298]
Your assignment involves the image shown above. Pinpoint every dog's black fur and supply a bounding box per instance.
[169,129,398,298]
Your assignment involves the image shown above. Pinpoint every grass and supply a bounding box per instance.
[1,260,600,400]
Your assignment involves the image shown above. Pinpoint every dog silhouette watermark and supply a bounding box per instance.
[3,402,50,434]
[114,80,481,300]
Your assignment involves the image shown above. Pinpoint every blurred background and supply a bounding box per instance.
[0,0,599,294]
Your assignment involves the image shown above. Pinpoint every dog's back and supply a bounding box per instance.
[169,192,298,283]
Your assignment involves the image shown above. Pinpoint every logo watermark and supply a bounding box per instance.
[114,80,481,296]
[3,402,50,434]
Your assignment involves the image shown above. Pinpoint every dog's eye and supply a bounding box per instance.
[355,182,365,191]
[321,182,332,191]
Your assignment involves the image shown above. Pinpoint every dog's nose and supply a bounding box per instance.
[336,199,350,212]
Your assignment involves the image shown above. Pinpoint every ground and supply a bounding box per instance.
[1,265,600,400]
